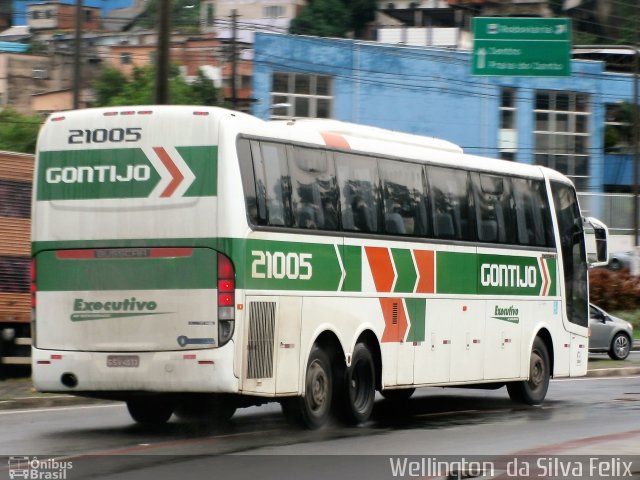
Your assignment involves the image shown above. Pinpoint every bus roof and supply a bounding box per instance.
[271,118,464,154]
[40,106,572,186]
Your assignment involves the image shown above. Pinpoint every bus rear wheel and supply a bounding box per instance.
[126,397,174,425]
[341,342,376,424]
[282,345,332,429]
[507,336,550,406]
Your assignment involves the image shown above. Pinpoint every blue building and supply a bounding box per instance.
[12,0,135,26]
[252,32,637,205]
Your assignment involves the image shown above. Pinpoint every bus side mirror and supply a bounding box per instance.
[584,216,609,268]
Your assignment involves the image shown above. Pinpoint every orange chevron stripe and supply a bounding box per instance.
[414,249,435,293]
[365,246,395,292]
[539,257,550,296]
[154,146,184,198]
[320,131,351,150]
[379,298,408,343]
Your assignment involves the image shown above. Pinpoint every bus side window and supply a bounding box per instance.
[336,153,381,233]
[427,166,471,241]
[472,173,517,244]
[512,178,554,247]
[237,138,262,225]
[259,142,292,227]
[378,159,430,236]
[288,146,339,231]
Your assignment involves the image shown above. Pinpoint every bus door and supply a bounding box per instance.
[550,181,589,376]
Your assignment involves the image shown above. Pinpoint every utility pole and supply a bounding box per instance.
[230,9,238,109]
[72,0,82,109]
[155,0,171,104]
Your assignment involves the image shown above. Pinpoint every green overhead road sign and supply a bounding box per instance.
[472,17,571,77]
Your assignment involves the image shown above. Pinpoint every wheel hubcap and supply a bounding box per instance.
[614,336,629,358]
[529,351,544,390]
[308,360,328,412]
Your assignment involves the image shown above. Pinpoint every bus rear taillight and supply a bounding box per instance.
[217,253,235,347]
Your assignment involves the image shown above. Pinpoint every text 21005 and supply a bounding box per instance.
[68,128,142,144]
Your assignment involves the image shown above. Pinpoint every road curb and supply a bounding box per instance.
[586,366,640,378]
[0,394,115,411]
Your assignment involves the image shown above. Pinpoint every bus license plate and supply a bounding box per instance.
[106,355,140,368]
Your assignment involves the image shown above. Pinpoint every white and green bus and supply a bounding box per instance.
[31,106,608,428]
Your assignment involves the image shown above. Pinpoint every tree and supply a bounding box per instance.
[132,0,201,34]
[289,0,350,38]
[0,108,42,154]
[289,0,360,38]
[349,0,377,39]
[92,65,220,107]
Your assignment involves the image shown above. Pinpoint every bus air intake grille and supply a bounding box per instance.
[246,301,276,379]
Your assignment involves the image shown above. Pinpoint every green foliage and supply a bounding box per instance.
[289,0,377,38]
[589,268,640,311]
[604,102,633,153]
[349,0,377,39]
[132,0,200,33]
[93,68,129,107]
[92,65,220,107]
[290,0,351,38]
[0,108,42,154]
[572,31,600,46]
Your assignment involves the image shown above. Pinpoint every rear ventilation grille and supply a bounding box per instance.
[246,301,276,379]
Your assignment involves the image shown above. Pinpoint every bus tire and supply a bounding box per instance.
[126,397,173,425]
[281,345,332,429]
[507,336,550,406]
[342,342,376,424]
[381,388,415,402]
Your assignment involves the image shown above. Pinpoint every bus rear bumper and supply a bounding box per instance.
[31,342,238,394]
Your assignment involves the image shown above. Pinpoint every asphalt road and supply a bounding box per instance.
[0,371,638,480]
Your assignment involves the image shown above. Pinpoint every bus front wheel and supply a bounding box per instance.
[126,397,174,425]
[282,345,333,429]
[507,336,550,406]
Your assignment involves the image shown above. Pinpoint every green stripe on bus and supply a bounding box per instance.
[477,253,553,296]
[37,149,160,201]
[36,146,217,201]
[436,251,477,294]
[177,146,218,197]
[36,248,216,291]
[405,298,426,342]
[33,238,556,296]
[341,245,362,292]
[391,248,416,293]
[239,239,343,291]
